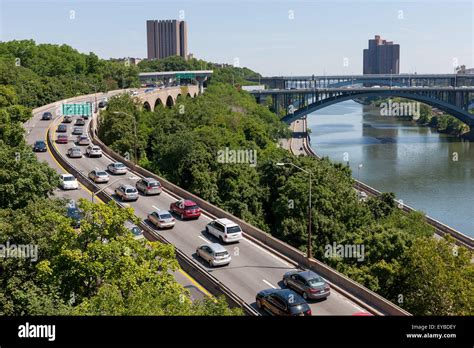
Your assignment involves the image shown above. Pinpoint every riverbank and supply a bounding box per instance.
[282,118,474,250]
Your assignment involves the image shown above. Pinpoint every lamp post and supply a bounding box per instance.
[91,175,139,202]
[276,162,313,259]
[112,111,138,165]
[357,163,363,190]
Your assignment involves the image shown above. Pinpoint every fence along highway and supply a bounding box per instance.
[28,88,408,316]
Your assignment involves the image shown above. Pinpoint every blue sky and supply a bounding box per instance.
[0,0,472,75]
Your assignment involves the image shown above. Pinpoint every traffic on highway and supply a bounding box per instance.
[27,90,373,316]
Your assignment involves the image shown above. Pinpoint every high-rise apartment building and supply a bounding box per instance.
[147,20,188,60]
[363,35,400,74]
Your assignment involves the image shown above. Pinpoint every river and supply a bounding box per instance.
[307,100,474,238]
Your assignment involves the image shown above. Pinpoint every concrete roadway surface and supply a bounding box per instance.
[27,91,372,316]
[25,91,209,302]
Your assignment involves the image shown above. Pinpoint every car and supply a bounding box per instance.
[205,218,243,243]
[256,289,312,316]
[98,101,107,108]
[67,146,82,158]
[107,162,127,175]
[85,145,102,157]
[75,118,85,126]
[124,221,144,240]
[76,135,90,146]
[136,177,162,195]
[66,200,83,228]
[357,191,368,202]
[371,85,381,88]
[283,270,331,300]
[114,184,139,201]
[56,124,67,133]
[170,199,201,220]
[32,140,47,152]
[196,243,231,267]
[41,112,53,120]
[63,116,73,123]
[59,173,79,190]
[72,127,83,135]
[56,135,69,144]
[88,169,109,183]
[147,210,175,229]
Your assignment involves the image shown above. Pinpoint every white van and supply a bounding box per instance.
[205,218,243,243]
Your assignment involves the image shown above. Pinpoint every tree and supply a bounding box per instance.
[398,236,473,315]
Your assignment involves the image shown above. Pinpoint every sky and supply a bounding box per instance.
[0,0,473,76]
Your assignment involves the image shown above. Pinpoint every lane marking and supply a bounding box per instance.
[244,238,291,267]
[178,268,215,301]
[45,120,104,204]
[152,205,160,211]
[42,113,214,301]
[262,279,277,289]
[198,235,211,243]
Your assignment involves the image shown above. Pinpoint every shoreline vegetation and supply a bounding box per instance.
[369,97,471,138]
[0,40,472,316]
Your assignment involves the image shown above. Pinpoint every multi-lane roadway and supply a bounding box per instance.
[27,90,372,315]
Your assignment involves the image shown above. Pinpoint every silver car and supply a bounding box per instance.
[196,243,231,267]
[147,210,175,229]
[72,127,83,135]
[114,184,139,201]
[125,220,144,240]
[107,162,127,175]
[67,147,82,158]
[136,177,162,195]
[76,135,90,146]
[283,270,331,300]
[88,169,109,183]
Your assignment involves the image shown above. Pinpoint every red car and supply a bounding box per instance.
[169,199,201,220]
[56,135,68,144]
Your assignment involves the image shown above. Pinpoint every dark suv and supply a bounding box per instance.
[256,288,312,316]
[33,140,47,152]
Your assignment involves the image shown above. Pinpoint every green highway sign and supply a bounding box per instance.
[62,102,92,116]
[176,73,195,80]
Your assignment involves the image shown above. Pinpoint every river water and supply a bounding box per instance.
[307,100,474,237]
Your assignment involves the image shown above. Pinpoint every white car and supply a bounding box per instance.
[86,145,102,157]
[107,162,127,175]
[147,210,175,229]
[205,218,243,243]
[59,174,79,190]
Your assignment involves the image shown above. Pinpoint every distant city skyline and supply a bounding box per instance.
[0,0,472,75]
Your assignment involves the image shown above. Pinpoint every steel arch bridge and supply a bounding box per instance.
[250,87,474,126]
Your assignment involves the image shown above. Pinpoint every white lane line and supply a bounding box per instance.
[244,238,291,267]
[198,236,211,244]
[152,205,160,211]
[262,279,277,289]
[344,299,364,312]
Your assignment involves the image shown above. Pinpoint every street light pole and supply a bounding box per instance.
[276,162,313,259]
[357,163,363,190]
[113,111,138,165]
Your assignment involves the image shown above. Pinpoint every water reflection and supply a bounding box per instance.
[308,100,474,237]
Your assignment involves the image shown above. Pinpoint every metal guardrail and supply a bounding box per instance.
[301,119,473,250]
[89,114,412,316]
[46,115,259,316]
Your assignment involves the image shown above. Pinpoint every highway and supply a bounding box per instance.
[27,90,373,315]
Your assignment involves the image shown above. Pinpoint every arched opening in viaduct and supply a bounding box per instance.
[154,98,163,110]
[166,95,174,107]
[143,101,151,112]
